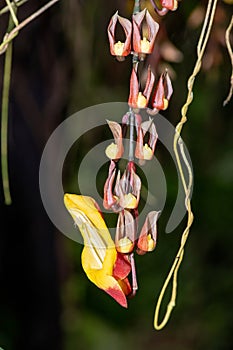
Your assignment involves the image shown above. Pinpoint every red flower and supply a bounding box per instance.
[137,211,160,255]
[150,0,179,16]
[108,11,132,60]
[105,120,124,160]
[64,194,132,307]
[115,210,136,254]
[128,66,155,109]
[133,8,159,56]
[135,118,158,160]
[103,160,118,211]
[152,70,173,112]
[103,161,141,212]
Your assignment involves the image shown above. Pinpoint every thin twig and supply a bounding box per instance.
[223,15,233,106]
[1,0,60,204]
[154,0,218,330]
[1,11,17,205]
[0,0,28,15]
[0,0,60,54]
[5,0,19,26]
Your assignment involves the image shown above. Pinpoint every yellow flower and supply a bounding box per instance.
[64,194,131,307]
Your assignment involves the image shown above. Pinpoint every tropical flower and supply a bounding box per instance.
[107,11,132,60]
[150,0,179,16]
[105,120,124,160]
[128,65,155,109]
[64,194,132,307]
[103,161,141,212]
[151,70,173,112]
[137,211,160,255]
[135,118,158,160]
[132,8,159,57]
[115,210,136,254]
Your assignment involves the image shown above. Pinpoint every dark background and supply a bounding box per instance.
[0,0,232,349]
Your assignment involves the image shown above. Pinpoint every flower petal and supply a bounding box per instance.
[105,120,124,160]
[133,9,159,54]
[107,11,132,57]
[161,0,178,11]
[103,160,118,210]
[137,211,160,254]
[113,252,131,280]
[128,68,139,108]
[64,194,132,307]
[143,66,155,101]
[82,246,129,308]
[152,70,173,111]
[115,210,135,254]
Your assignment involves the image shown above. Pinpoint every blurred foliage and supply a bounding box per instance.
[0,0,232,349]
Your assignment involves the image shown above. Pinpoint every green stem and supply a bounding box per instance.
[127,1,141,162]
[128,109,135,161]
[0,0,60,54]
[5,0,19,26]
[0,0,28,16]
[1,14,16,205]
[133,0,140,14]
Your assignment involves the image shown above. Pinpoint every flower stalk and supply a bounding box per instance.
[64,0,182,325]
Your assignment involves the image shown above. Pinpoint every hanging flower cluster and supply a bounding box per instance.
[108,8,159,61]
[64,4,175,308]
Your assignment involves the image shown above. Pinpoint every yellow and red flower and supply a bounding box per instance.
[108,11,132,60]
[133,8,159,56]
[103,160,141,212]
[64,194,132,307]
[152,70,173,112]
[151,0,179,16]
[137,211,160,255]
[105,120,124,160]
[135,118,158,160]
[128,66,155,109]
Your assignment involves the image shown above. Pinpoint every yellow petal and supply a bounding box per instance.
[123,193,137,209]
[143,144,153,160]
[137,92,147,108]
[105,142,119,160]
[140,37,150,53]
[114,41,124,56]
[64,194,114,247]
[64,193,129,307]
